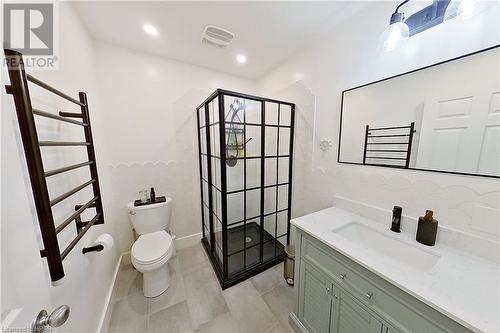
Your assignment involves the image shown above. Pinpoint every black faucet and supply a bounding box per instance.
[390,206,402,233]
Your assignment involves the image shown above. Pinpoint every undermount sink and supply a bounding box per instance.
[332,222,440,271]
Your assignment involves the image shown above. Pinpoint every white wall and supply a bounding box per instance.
[257,1,500,256]
[91,41,256,254]
[1,3,118,332]
[1,4,256,331]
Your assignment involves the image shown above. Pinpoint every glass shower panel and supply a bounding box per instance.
[197,90,294,288]
[212,187,222,218]
[279,128,290,156]
[245,126,261,157]
[277,235,287,247]
[211,157,221,189]
[201,155,208,179]
[264,158,277,186]
[246,189,260,219]
[276,211,288,239]
[209,98,219,124]
[223,94,263,276]
[227,192,244,224]
[227,221,245,275]
[246,159,260,189]
[226,162,244,192]
[278,157,289,184]
[265,102,279,125]
[198,107,205,127]
[263,214,276,239]
[210,126,220,158]
[214,214,223,263]
[264,187,276,214]
[277,185,288,210]
[200,127,207,154]
[279,104,292,126]
[203,204,210,244]
[202,180,209,205]
[265,127,278,156]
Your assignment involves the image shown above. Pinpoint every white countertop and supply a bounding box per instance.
[291,206,500,333]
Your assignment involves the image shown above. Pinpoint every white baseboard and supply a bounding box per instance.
[120,251,131,266]
[174,232,202,250]
[97,253,123,333]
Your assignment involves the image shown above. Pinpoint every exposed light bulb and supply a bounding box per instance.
[381,21,409,52]
[236,54,247,64]
[380,1,410,52]
[143,24,159,36]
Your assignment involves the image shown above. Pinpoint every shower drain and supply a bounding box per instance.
[245,236,252,243]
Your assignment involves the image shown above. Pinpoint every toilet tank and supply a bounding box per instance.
[126,198,172,235]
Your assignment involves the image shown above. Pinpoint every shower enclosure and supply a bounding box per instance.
[196,89,295,288]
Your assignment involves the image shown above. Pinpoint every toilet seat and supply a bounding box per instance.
[131,231,174,271]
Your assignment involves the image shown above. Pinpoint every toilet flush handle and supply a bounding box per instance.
[129,211,136,215]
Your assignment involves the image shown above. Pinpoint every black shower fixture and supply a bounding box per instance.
[225,98,251,167]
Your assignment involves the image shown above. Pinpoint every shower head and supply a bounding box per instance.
[226,156,238,167]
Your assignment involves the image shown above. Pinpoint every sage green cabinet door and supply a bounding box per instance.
[329,292,340,333]
[299,262,333,333]
[337,291,383,333]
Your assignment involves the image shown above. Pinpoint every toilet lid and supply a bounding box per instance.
[132,231,173,264]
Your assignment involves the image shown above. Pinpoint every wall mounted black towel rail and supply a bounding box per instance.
[363,122,415,168]
[4,49,104,282]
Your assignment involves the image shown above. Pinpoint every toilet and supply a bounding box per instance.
[127,198,175,297]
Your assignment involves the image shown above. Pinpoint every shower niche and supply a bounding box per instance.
[197,89,295,289]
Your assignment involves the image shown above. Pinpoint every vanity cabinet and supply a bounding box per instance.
[299,260,385,333]
[290,230,472,333]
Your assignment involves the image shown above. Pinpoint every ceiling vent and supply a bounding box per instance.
[202,25,234,48]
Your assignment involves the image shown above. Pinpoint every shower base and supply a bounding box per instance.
[202,222,285,289]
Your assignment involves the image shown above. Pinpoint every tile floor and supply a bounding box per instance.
[107,243,295,333]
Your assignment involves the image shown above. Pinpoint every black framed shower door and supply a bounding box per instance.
[196,89,295,289]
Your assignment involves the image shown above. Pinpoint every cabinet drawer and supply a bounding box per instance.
[303,236,381,304]
[300,233,470,333]
[303,235,348,283]
[303,235,381,303]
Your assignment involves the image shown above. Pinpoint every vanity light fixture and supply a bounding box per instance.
[143,24,159,36]
[381,0,410,52]
[236,54,247,64]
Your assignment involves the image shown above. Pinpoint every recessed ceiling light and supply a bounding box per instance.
[143,24,158,36]
[236,54,247,64]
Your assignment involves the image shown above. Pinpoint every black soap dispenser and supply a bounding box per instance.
[416,210,438,246]
[150,187,156,203]
[390,206,402,233]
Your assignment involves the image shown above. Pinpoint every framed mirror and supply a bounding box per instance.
[338,45,500,179]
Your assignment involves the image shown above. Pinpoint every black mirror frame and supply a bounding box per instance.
[337,44,500,179]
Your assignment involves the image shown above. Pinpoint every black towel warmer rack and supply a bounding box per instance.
[363,122,415,168]
[4,49,104,282]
